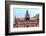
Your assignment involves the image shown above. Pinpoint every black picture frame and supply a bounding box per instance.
[5,1,45,35]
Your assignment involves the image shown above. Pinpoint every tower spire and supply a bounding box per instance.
[25,10,30,20]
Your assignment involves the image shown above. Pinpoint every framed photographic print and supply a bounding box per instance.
[5,1,45,35]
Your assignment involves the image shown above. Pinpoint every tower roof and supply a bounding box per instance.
[25,10,30,20]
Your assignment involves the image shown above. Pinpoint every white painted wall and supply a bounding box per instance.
[0,0,5,36]
[0,0,46,36]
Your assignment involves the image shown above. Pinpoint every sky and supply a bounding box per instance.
[13,8,39,19]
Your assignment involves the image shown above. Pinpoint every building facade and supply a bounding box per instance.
[13,10,39,27]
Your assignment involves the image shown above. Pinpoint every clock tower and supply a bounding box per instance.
[25,10,30,20]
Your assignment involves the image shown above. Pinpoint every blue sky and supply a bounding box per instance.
[13,8,39,18]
